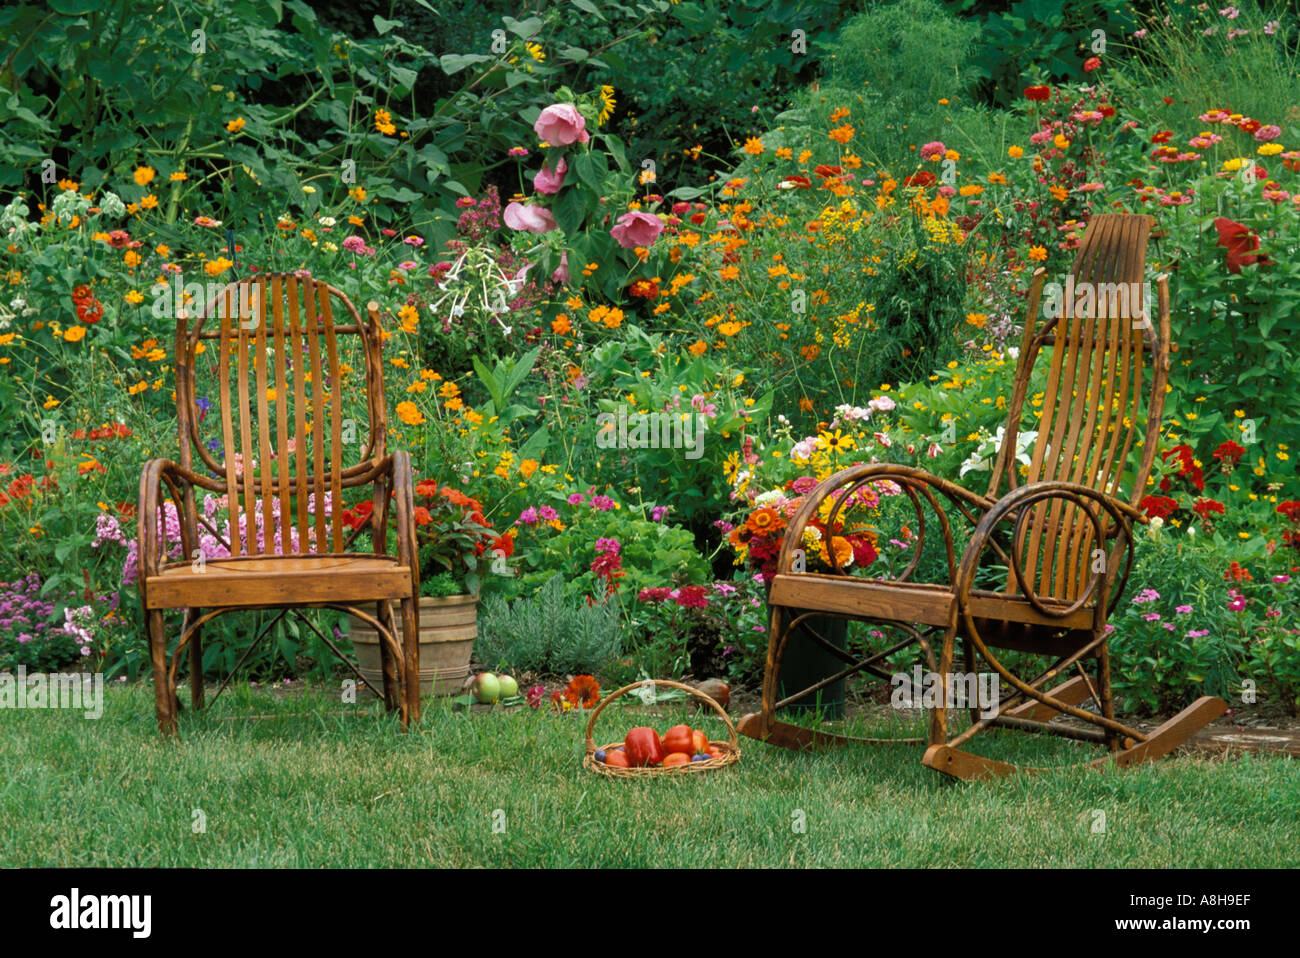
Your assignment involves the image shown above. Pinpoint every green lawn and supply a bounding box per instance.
[3,684,1297,868]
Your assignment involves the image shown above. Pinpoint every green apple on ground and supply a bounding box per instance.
[472,673,501,704]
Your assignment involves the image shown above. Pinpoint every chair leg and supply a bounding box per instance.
[1095,640,1122,752]
[375,600,400,712]
[187,608,205,711]
[400,595,420,727]
[928,623,958,747]
[147,609,177,737]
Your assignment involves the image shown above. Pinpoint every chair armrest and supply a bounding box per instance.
[954,480,1140,620]
[777,462,995,584]
[136,459,196,597]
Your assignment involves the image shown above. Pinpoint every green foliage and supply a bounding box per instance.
[940,0,1141,106]
[475,572,621,673]
[804,0,983,167]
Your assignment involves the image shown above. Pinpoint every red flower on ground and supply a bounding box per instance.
[563,675,600,709]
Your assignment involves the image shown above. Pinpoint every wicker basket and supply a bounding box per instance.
[582,678,741,777]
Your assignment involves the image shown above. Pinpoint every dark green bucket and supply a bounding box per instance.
[777,612,848,719]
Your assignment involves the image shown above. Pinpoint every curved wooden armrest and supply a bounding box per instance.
[954,480,1139,620]
[776,463,996,584]
[137,459,197,592]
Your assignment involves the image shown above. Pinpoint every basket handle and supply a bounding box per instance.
[583,678,738,755]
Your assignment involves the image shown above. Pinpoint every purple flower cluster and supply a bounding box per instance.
[0,574,105,671]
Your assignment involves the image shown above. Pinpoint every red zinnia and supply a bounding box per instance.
[1277,501,1300,523]
[674,585,710,608]
[1139,495,1180,519]
[813,165,843,178]
[628,279,659,299]
[903,170,936,188]
[1024,85,1051,102]
[1192,498,1225,519]
[1212,440,1246,467]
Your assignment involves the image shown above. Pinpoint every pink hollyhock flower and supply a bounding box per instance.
[503,202,558,234]
[533,103,589,145]
[551,251,570,285]
[533,157,568,194]
[609,211,664,249]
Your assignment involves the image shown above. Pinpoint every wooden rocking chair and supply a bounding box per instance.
[136,274,421,736]
[736,213,1227,779]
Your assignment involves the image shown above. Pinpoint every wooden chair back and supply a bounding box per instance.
[986,214,1170,602]
[172,274,389,558]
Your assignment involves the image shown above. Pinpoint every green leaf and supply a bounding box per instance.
[390,65,418,92]
[373,15,403,35]
[518,424,550,463]
[504,345,543,398]
[570,0,605,19]
[502,16,543,38]
[440,53,491,75]
[48,0,104,13]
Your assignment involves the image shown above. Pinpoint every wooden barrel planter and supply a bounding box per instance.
[346,594,477,698]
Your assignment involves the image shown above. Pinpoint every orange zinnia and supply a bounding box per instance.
[745,507,785,535]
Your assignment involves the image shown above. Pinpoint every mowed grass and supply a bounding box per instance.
[2,684,1297,868]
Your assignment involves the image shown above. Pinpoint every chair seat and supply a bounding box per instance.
[143,554,415,610]
[766,573,1096,632]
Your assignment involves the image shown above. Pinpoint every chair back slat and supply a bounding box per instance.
[287,276,312,551]
[217,299,242,555]
[253,276,275,553]
[179,274,388,558]
[270,276,293,551]
[319,291,345,553]
[235,291,257,554]
[304,279,329,552]
[994,214,1160,602]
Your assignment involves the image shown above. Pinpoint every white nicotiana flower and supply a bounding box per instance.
[959,426,1038,478]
